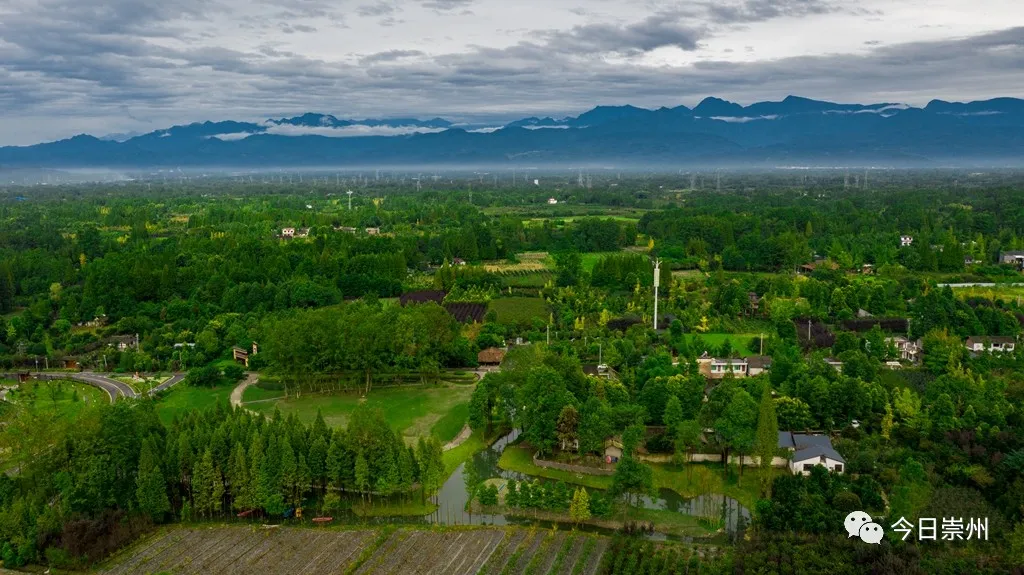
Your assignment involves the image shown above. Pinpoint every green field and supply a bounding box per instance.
[155,384,234,424]
[580,251,628,273]
[442,430,494,475]
[242,384,286,402]
[690,333,764,357]
[500,271,552,288]
[950,284,1024,301]
[1,380,107,419]
[246,384,475,442]
[487,297,549,324]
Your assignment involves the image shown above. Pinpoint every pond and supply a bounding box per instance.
[414,429,750,540]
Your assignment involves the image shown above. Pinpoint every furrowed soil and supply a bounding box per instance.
[98,525,612,575]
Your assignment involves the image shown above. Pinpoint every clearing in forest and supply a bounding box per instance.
[245,384,475,443]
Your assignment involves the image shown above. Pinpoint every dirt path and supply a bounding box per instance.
[444,424,473,451]
[230,372,259,412]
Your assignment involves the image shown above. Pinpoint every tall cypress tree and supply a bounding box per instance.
[0,263,13,314]
[756,385,780,497]
[136,440,170,522]
[228,442,251,511]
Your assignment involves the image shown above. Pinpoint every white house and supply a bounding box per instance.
[886,336,922,363]
[697,354,748,379]
[281,227,295,238]
[747,356,772,376]
[547,198,558,205]
[965,336,1015,353]
[778,432,845,475]
[900,235,914,247]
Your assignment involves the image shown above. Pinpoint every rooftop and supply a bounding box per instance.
[778,431,845,463]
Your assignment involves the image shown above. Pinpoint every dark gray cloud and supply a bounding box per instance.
[360,50,427,64]
[700,0,861,24]
[357,2,397,17]
[0,0,1022,145]
[421,0,474,11]
[542,13,707,54]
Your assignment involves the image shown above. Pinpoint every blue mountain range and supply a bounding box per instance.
[3,95,1024,167]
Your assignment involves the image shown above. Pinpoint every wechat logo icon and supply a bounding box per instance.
[845,511,884,544]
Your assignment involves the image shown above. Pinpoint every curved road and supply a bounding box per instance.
[150,373,186,395]
[68,372,136,403]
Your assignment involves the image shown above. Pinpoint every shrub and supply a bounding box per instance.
[222,363,245,382]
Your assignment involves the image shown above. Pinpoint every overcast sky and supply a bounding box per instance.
[1,0,1022,145]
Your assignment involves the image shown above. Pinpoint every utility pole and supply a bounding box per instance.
[653,258,661,330]
[760,333,764,355]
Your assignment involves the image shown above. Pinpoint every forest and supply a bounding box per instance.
[2,176,1024,572]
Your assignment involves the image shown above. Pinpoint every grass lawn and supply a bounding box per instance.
[487,297,549,324]
[155,384,234,424]
[247,384,475,442]
[2,380,107,419]
[242,385,287,403]
[430,401,469,443]
[442,430,491,476]
[352,500,437,518]
[690,333,763,357]
[498,445,771,509]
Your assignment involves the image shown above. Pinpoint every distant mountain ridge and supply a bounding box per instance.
[4,95,1024,168]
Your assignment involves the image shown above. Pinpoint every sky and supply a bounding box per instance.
[0,0,1022,145]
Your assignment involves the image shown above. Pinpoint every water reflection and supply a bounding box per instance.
[416,429,749,540]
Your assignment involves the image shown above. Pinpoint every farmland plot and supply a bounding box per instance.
[100,526,373,575]
[100,526,607,575]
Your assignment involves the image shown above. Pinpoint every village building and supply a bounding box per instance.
[477,347,506,369]
[999,251,1024,267]
[778,431,845,475]
[698,354,748,378]
[824,358,844,373]
[799,259,839,274]
[746,356,772,376]
[886,336,922,363]
[900,235,914,247]
[107,334,139,352]
[965,336,1016,353]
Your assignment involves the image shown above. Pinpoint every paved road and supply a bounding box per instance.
[68,372,137,402]
[150,373,186,395]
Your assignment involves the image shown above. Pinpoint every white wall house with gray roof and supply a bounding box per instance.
[778,431,846,475]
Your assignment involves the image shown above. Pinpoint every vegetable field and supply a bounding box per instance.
[99,526,611,575]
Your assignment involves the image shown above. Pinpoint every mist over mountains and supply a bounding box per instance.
[3,95,1024,168]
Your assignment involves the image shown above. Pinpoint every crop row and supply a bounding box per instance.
[100,526,373,575]
[100,526,608,575]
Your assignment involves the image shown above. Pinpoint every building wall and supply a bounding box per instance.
[790,456,844,475]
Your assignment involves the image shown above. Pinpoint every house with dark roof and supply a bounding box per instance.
[746,356,772,376]
[778,431,845,475]
[965,336,1016,354]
